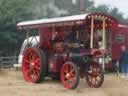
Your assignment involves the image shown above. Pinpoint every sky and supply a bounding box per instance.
[93,0,128,18]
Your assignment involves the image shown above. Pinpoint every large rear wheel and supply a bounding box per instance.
[22,47,47,83]
[60,62,80,89]
[85,62,104,88]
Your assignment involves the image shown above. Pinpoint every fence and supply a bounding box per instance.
[0,56,18,68]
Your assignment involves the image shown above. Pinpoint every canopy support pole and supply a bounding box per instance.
[102,19,106,72]
[90,16,94,49]
[26,30,29,48]
[103,19,106,50]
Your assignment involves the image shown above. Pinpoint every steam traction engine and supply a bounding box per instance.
[17,13,118,89]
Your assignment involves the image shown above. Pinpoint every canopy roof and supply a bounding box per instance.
[118,24,128,28]
[17,13,118,30]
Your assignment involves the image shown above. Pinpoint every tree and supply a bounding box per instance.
[88,4,125,23]
[0,0,33,56]
[109,7,125,23]
[54,0,126,23]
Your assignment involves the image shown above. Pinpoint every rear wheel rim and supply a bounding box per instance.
[86,63,104,88]
[61,63,79,89]
[22,48,41,83]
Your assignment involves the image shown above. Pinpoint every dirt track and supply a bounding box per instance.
[0,69,128,96]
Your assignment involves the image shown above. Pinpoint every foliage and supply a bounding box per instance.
[88,4,125,23]
[0,0,33,56]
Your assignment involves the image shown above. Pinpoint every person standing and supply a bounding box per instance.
[120,45,128,78]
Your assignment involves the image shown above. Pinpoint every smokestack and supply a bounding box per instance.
[80,0,85,14]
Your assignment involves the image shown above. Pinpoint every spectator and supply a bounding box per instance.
[120,45,128,78]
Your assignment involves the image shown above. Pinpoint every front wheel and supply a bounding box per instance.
[85,62,104,88]
[60,62,80,89]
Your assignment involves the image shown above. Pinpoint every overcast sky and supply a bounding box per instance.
[94,0,128,18]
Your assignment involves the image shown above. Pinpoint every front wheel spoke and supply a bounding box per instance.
[70,72,75,78]
[96,75,101,82]
[61,63,80,89]
[94,77,97,86]
[93,69,100,76]
[65,65,69,73]
[88,76,93,84]
[92,77,96,85]
[90,77,94,87]
[67,81,72,85]
[70,76,76,81]
[95,72,100,76]
[68,65,70,72]
[69,69,74,74]
[92,67,96,73]
[65,79,72,84]
[87,75,97,87]
[96,67,100,72]
[64,80,70,87]
[95,78,99,85]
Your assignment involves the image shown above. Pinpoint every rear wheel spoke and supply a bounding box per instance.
[35,58,40,64]
[28,51,33,59]
[26,67,33,75]
[34,65,40,70]
[26,60,31,64]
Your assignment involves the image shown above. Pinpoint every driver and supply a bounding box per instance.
[65,31,78,48]
[53,32,64,53]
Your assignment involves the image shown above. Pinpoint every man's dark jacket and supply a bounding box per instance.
[120,51,128,64]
